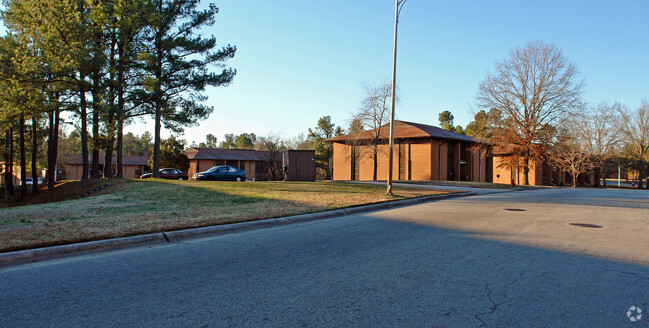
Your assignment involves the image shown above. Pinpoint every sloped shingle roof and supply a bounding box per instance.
[326,120,481,143]
[66,155,149,166]
[184,148,281,161]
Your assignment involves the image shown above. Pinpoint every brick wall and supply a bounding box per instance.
[410,141,432,180]
[333,143,352,180]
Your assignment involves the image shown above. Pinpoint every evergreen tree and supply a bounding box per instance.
[219,134,236,149]
[149,135,189,172]
[140,0,236,177]
[438,110,455,131]
[235,133,256,149]
[308,116,343,180]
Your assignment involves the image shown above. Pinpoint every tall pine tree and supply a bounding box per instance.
[140,0,236,178]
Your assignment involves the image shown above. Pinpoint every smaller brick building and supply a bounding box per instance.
[65,155,149,179]
[492,147,599,186]
[327,120,492,182]
[185,148,316,181]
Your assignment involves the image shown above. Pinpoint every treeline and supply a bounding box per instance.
[433,41,649,188]
[460,103,649,188]
[0,0,235,196]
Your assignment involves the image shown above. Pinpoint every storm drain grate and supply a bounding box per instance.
[569,223,603,228]
[504,208,527,212]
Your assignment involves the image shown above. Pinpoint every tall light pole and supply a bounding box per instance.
[386,0,406,195]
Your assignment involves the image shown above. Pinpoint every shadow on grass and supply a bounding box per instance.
[0,179,447,253]
[0,179,111,208]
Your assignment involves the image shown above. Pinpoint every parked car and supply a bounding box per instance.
[140,168,189,180]
[25,178,43,185]
[192,165,246,182]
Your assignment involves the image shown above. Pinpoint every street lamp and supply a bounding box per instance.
[386,0,406,195]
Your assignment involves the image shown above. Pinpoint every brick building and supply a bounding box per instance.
[492,146,599,186]
[65,155,149,179]
[185,148,278,181]
[185,148,316,181]
[327,120,492,182]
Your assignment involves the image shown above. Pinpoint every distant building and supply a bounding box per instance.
[184,148,315,181]
[65,155,150,180]
[282,150,316,181]
[326,120,492,182]
[492,146,599,186]
[1,162,47,186]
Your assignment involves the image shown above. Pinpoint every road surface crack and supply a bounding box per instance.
[475,283,510,327]
[604,268,649,285]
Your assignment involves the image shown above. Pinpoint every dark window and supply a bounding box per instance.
[399,143,406,180]
[255,161,267,180]
[353,146,360,181]
[447,143,455,179]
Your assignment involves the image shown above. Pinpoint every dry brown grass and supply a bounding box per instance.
[0,180,453,252]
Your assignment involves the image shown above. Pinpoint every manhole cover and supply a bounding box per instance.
[504,208,527,212]
[569,223,603,228]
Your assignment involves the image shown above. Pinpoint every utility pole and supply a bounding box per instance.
[386,0,406,195]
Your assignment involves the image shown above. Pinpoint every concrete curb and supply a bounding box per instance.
[0,191,477,267]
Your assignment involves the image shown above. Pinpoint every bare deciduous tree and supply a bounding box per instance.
[550,117,594,187]
[616,101,649,188]
[578,102,620,186]
[353,79,395,181]
[255,133,284,181]
[476,41,584,185]
[285,133,312,150]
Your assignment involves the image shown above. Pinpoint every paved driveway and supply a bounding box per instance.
[1,188,648,327]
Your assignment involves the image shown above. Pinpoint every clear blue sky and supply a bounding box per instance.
[158,0,648,146]
[11,1,649,145]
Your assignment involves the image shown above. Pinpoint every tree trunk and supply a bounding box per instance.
[104,141,114,178]
[6,127,14,195]
[154,101,161,178]
[523,152,530,185]
[80,79,90,187]
[104,38,117,180]
[116,41,125,179]
[90,109,99,178]
[572,173,577,188]
[601,162,607,186]
[116,118,123,178]
[91,71,101,179]
[3,128,8,201]
[152,30,163,179]
[46,106,60,190]
[19,113,26,191]
[31,116,38,195]
[327,157,333,180]
[52,109,59,186]
[47,110,56,189]
[372,144,378,181]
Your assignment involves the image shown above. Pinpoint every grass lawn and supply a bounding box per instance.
[0,179,455,252]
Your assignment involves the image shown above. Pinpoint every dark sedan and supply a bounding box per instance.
[140,168,189,180]
[192,165,247,182]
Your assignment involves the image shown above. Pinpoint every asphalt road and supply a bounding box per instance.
[1,188,648,327]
